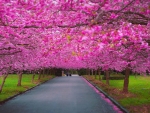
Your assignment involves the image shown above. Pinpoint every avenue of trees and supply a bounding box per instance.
[0,0,150,93]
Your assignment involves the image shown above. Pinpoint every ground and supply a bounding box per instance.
[83,75,150,113]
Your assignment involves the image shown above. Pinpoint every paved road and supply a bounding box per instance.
[0,76,122,113]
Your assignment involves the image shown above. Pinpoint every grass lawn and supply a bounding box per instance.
[0,74,54,102]
[84,75,150,113]
[102,75,150,107]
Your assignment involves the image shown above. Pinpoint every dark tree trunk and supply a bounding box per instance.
[32,72,36,83]
[50,69,52,75]
[86,69,88,75]
[46,69,49,76]
[123,67,130,93]
[61,70,64,76]
[91,69,93,76]
[88,69,90,75]
[55,68,62,76]
[134,73,137,78]
[42,69,45,78]
[0,74,8,93]
[48,69,50,76]
[52,69,54,75]
[53,68,56,75]
[95,70,97,79]
[47,69,50,76]
[105,70,110,85]
[49,69,52,75]
[38,70,42,80]
[98,69,101,81]
[17,72,23,86]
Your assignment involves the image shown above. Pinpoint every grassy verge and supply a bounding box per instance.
[106,76,150,106]
[0,74,54,102]
[84,75,150,113]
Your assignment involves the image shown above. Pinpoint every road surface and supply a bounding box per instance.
[0,76,122,113]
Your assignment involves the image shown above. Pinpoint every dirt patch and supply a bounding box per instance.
[84,75,150,113]
[84,75,135,100]
[83,75,144,113]
[127,104,150,113]
[22,86,30,89]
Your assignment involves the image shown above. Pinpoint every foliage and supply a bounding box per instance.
[0,0,149,75]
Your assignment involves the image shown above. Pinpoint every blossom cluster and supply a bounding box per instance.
[0,0,149,75]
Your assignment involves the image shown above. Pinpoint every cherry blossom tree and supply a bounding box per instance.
[0,0,150,93]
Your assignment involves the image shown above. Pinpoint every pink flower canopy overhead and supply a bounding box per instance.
[0,0,150,74]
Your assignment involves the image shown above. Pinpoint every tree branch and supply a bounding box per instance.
[116,0,136,14]
[0,50,22,56]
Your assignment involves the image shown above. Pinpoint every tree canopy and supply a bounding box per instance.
[0,0,150,75]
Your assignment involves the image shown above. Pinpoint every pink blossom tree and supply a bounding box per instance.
[0,0,149,93]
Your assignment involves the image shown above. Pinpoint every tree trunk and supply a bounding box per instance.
[47,69,50,76]
[53,68,55,75]
[92,69,94,76]
[42,69,45,78]
[123,67,130,93]
[50,69,52,75]
[46,69,49,76]
[48,69,51,76]
[38,70,42,80]
[0,74,9,93]
[134,73,137,78]
[105,70,109,85]
[86,69,88,75]
[88,69,90,75]
[135,74,137,78]
[32,72,36,83]
[17,72,23,86]
[62,70,64,76]
[45,69,48,76]
[95,70,97,79]
[98,69,101,81]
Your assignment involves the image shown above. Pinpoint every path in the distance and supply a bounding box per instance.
[0,76,122,113]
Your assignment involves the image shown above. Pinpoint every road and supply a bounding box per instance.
[0,76,122,113]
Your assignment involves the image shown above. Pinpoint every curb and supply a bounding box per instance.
[84,77,129,113]
[0,76,56,105]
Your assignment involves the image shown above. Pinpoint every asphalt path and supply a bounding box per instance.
[0,76,121,113]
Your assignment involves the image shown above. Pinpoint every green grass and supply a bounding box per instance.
[0,74,54,102]
[96,75,150,107]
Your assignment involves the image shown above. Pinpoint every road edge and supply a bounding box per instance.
[83,77,129,113]
[0,76,56,105]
